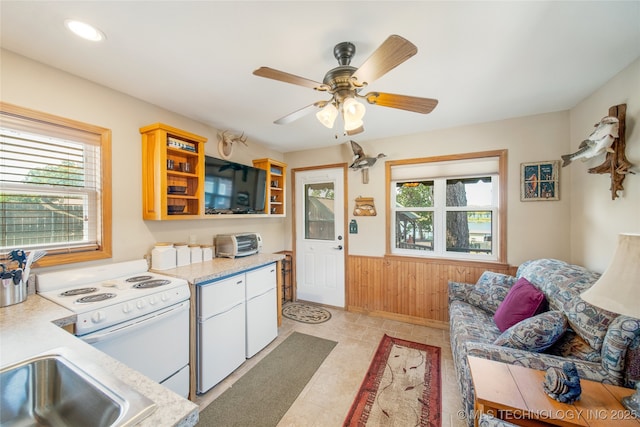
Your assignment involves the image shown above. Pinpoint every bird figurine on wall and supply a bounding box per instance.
[349,140,386,184]
[561,116,619,167]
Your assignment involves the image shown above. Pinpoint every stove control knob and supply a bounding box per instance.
[122,302,132,314]
[161,292,169,302]
[149,296,157,305]
[136,300,146,310]
[92,311,106,323]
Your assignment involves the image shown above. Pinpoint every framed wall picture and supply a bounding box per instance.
[520,161,560,201]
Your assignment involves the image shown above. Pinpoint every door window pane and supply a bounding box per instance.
[304,183,334,240]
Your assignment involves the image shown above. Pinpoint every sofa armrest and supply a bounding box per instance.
[449,271,516,314]
[602,315,640,387]
[464,342,613,384]
[448,280,474,303]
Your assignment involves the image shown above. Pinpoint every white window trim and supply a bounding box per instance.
[0,102,112,267]
[386,150,508,264]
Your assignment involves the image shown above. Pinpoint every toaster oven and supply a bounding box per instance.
[215,233,263,258]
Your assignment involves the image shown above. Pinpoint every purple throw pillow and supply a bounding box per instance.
[493,277,546,332]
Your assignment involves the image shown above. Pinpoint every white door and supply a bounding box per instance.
[295,167,345,307]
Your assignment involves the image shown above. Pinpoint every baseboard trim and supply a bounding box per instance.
[346,306,449,330]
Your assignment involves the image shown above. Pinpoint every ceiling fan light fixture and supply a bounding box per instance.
[344,117,364,132]
[343,97,366,122]
[345,124,364,136]
[316,103,338,128]
[255,36,439,132]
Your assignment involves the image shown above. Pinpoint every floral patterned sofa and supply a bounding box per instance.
[449,258,640,426]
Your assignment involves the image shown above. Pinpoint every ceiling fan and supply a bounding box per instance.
[253,35,438,136]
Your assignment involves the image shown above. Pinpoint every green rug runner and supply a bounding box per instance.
[197,332,337,426]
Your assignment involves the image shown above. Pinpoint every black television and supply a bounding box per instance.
[204,156,267,214]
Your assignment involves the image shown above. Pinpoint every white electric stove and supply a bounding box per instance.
[37,259,192,397]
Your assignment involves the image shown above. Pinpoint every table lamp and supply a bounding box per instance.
[581,232,640,415]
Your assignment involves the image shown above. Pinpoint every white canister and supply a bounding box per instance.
[174,243,190,267]
[202,245,213,262]
[152,243,176,270]
[189,244,203,263]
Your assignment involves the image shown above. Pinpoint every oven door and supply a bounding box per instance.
[80,301,190,397]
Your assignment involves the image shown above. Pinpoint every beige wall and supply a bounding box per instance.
[285,58,640,270]
[3,48,637,274]
[568,58,640,272]
[285,112,572,266]
[0,49,288,272]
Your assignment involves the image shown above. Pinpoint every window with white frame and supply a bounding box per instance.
[0,103,112,266]
[388,151,506,262]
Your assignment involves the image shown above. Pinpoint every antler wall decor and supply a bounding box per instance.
[217,130,248,159]
[588,104,634,200]
[219,130,248,146]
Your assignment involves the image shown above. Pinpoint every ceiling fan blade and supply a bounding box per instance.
[253,67,325,90]
[274,101,328,125]
[363,92,438,114]
[351,35,418,86]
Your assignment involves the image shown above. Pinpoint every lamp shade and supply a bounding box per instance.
[343,97,366,122]
[581,233,640,319]
[344,118,363,132]
[316,103,338,128]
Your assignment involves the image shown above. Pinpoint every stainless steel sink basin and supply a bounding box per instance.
[1,350,156,427]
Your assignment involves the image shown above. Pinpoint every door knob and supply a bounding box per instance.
[334,245,343,250]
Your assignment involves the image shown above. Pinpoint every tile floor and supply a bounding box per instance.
[195,306,467,427]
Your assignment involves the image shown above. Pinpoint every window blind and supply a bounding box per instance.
[391,157,499,181]
[0,111,102,253]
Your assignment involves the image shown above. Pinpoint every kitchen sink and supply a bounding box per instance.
[0,350,156,427]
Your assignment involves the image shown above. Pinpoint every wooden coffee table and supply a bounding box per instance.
[468,356,639,427]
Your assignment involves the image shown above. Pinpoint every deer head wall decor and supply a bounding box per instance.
[217,130,248,159]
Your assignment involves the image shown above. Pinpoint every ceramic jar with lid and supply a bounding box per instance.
[174,243,190,267]
[189,244,203,263]
[152,242,176,270]
[202,245,213,261]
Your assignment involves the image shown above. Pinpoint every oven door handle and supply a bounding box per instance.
[81,300,189,344]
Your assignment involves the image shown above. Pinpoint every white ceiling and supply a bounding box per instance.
[1,1,639,153]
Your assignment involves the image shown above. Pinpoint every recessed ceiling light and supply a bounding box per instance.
[64,19,105,42]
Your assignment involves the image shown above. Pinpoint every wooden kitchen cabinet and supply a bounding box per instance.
[140,123,207,220]
[252,158,286,216]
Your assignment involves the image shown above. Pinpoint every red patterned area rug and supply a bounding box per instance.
[344,334,441,427]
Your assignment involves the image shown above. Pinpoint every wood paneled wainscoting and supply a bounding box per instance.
[346,254,517,329]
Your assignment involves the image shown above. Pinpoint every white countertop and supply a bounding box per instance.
[0,295,198,427]
[154,252,286,283]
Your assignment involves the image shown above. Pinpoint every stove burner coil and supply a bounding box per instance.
[126,275,153,282]
[75,293,116,304]
[133,279,171,289]
[60,287,98,297]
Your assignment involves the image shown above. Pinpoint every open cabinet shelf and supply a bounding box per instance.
[253,158,287,216]
[140,123,207,220]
